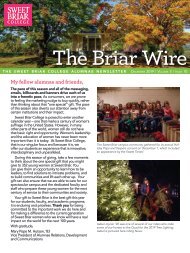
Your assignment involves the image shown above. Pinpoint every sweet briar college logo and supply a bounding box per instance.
[4,3,32,27]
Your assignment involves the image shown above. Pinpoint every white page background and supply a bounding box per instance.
[0,73,188,253]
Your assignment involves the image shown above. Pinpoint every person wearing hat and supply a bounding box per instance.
[140,177,150,210]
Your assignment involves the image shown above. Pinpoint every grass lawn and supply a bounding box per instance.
[0,55,59,68]
[0,55,38,67]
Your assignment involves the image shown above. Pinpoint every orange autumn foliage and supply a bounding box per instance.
[108,0,190,49]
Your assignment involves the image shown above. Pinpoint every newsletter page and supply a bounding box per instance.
[0,1,189,253]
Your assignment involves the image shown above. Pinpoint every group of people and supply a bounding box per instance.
[97,101,178,135]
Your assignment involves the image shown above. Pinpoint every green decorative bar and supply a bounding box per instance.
[0,68,190,74]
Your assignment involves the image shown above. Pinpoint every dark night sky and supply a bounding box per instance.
[129,160,180,186]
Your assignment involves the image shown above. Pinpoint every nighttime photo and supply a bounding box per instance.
[97,160,180,221]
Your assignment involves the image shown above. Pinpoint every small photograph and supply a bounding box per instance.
[97,87,180,142]
[97,160,180,221]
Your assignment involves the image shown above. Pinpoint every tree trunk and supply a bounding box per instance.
[159,42,167,68]
[37,42,47,67]
[37,22,49,67]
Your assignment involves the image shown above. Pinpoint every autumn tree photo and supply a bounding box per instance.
[29,0,102,66]
[108,0,190,55]
[0,0,101,66]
